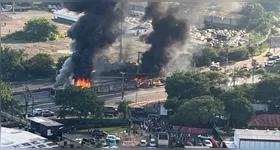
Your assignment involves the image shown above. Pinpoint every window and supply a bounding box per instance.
[37,144,46,148]
[158,133,168,140]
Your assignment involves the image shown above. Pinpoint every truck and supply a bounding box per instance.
[157,132,169,148]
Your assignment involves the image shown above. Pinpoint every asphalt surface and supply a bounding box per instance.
[13,87,167,114]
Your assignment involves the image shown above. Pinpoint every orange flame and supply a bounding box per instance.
[153,79,161,85]
[134,77,150,86]
[135,61,140,67]
[75,78,91,88]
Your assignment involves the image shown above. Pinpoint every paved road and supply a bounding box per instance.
[13,87,167,113]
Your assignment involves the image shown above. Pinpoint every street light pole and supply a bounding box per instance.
[120,72,125,100]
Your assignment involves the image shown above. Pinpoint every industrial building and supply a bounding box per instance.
[234,129,280,148]
[127,2,147,16]
[28,117,63,138]
[202,10,244,29]
[1,127,59,148]
[247,114,280,129]
[53,8,82,23]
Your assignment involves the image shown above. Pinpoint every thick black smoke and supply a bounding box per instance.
[54,1,123,86]
[140,2,189,74]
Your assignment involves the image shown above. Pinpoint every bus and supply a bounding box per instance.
[158,132,169,148]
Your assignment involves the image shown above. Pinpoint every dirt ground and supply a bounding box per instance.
[1,10,149,62]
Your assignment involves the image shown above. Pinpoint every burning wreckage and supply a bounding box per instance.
[53,2,189,93]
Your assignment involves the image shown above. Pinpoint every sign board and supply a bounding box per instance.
[160,105,168,116]
[252,104,268,112]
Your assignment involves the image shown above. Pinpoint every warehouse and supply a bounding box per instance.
[1,127,59,148]
[234,129,280,148]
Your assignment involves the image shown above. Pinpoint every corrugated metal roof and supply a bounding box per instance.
[248,114,280,128]
[235,129,280,141]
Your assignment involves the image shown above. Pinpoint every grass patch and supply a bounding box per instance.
[78,126,128,134]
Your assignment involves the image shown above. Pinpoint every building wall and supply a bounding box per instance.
[204,16,239,26]
[239,140,280,148]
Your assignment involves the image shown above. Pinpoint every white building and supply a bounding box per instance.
[53,8,82,22]
[125,25,148,36]
[127,2,147,16]
[234,129,280,148]
[1,127,59,148]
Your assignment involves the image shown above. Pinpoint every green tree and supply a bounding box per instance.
[55,86,104,119]
[260,2,280,12]
[56,55,70,72]
[218,90,254,127]
[171,96,225,127]
[196,47,219,66]
[164,98,182,112]
[0,82,21,114]
[0,46,27,80]
[24,17,59,42]
[165,71,211,100]
[23,53,55,78]
[117,100,131,119]
[254,75,280,113]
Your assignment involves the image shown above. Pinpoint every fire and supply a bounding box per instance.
[153,79,161,85]
[75,78,91,88]
[135,61,140,67]
[134,77,150,86]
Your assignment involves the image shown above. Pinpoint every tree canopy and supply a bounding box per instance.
[24,17,59,42]
[117,100,131,119]
[0,82,21,113]
[55,86,104,119]
[165,71,211,100]
[23,53,55,78]
[171,96,225,127]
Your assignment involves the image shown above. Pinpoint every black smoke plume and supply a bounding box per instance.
[54,1,123,87]
[140,2,189,74]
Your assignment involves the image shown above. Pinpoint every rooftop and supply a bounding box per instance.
[28,117,63,127]
[1,127,58,148]
[235,129,280,141]
[203,10,244,20]
[128,2,147,7]
[54,8,84,19]
[248,114,280,128]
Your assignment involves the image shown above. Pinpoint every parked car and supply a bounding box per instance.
[106,135,121,141]
[273,56,280,59]
[196,140,204,146]
[42,110,55,117]
[197,134,213,140]
[92,129,108,137]
[269,56,275,60]
[99,139,107,147]
[149,138,157,147]
[33,108,43,116]
[266,52,273,57]
[139,140,148,147]
[265,61,275,67]
[203,140,213,147]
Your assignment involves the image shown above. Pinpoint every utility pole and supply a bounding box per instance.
[0,1,2,147]
[225,46,229,72]
[192,53,196,72]
[12,2,15,13]
[136,52,141,74]
[232,66,236,87]
[24,85,32,119]
[120,72,125,100]
[119,2,123,63]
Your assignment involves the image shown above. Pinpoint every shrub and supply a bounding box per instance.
[228,47,250,61]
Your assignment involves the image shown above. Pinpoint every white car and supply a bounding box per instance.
[107,135,121,141]
[203,140,213,147]
[33,108,43,115]
[149,138,157,147]
[139,140,147,147]
[265,61,275,67]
